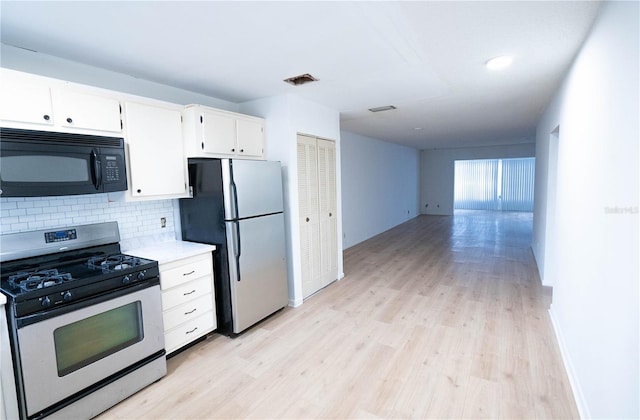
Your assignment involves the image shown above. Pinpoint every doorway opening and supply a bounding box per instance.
[454,157,535,212]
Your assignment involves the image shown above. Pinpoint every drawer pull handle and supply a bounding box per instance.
[186,327,198,334]
[184,308,197,315]
[183,289,196,296]
[183,270,195,276]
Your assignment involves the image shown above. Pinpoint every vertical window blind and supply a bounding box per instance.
[454,158,535,212]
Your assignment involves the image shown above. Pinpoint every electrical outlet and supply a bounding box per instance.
[160,217,166,228]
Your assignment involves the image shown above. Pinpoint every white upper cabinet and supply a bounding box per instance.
[0,71,53,126]
[236,118,264,157]
[183,105,265,160]
[51,88,122,133]
[0,69,122,134]
[201,110,236,155]
[123,101,189,200]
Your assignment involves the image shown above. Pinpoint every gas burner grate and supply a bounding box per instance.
[88,255,141,272]
[8,269,73,292]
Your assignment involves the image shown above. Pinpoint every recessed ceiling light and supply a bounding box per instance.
[414,127,423,131]
[368,105,397,113]
[486,55,513,70]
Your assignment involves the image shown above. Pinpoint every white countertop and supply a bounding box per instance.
[122,240,216,265]
[0,294,5,306]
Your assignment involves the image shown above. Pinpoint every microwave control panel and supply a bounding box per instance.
[104,155,123,183]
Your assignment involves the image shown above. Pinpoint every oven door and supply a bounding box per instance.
[16,283,165,417]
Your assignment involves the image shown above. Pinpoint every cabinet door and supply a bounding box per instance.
[52,89,122,133]
[317,139,338,286]
[125,101,188,198]
[0,71,53,126]
[297,134,323,298]
[236,118,264,157]
[201,111,236,155]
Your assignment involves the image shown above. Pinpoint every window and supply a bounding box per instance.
[454,158,535,211]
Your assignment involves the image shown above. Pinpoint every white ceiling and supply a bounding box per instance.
[0,1,601,150]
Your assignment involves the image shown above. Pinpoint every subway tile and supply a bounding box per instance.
[10,222,28,231]
[0,201,18,210]
[1,196,179,243]
[17,201,35,209]
[9,208,27,217]
[27,220,45,230]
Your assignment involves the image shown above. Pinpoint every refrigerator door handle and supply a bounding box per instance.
[233,220,242,282]
[229,160,240,220]
[231,180,239,220]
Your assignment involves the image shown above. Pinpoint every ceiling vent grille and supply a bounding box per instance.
[368,105,397,113]
[284,73,318,86]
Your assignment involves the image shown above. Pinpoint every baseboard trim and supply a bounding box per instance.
[288,298,303,308]
[548,305,590,419]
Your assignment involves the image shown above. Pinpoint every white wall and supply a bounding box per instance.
[532,2,639,418]
[240,95,342,307]
[420,143,535,215]
[340,131,419,249]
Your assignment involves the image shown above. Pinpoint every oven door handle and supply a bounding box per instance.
[15,278,160,328]
[90,149,102,190]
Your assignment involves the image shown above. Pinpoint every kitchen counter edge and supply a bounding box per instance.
[122,240,216,265]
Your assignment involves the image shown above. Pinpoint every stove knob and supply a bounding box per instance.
[137,271,145,281]
[122,275,131,285]
[41,296,52,308]
[63,291,73,302]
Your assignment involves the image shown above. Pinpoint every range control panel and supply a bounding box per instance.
[44,229,77,243]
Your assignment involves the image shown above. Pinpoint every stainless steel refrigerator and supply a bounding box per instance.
[179,158,288,336]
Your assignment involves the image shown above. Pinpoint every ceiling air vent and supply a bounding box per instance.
[368,105,397,113]
[284,73,318,86]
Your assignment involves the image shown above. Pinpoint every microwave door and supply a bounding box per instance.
[0,128,127,197]
[0,143,98,197]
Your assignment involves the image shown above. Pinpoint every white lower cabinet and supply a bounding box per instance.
[159,252,216,354]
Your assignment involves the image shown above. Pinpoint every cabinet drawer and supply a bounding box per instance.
[164,311,216,354]
[161,275,212,311]
[163,293,214,331]
[160,255,212,290]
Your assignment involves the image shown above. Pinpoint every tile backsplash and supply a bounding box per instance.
[0,194,179,247]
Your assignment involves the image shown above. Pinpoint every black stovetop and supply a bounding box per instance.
[1,243,159,317]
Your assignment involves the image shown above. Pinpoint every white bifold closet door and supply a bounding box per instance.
[297,134,338,299]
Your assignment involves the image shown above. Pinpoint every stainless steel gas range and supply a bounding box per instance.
[0,222,167,419]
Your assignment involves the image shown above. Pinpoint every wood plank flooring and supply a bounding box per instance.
[98,211,578,419]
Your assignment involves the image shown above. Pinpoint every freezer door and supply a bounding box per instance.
[225,212,288,333]
[222,159,284,220]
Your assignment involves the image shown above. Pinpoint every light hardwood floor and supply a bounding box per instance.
[99,211,578,419]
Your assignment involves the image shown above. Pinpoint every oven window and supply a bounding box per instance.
[1,155,89,182]
[53,301,144,377]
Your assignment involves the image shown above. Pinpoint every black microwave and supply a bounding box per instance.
[0,127,127,197]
